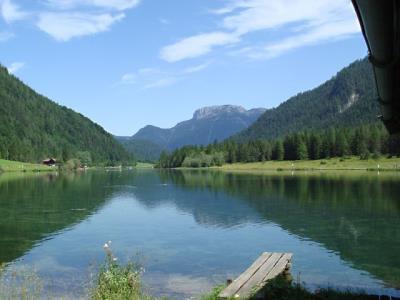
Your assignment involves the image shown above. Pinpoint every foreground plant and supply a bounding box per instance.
[91,241,153,300]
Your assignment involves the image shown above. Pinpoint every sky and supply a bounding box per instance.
[1,0,368,136]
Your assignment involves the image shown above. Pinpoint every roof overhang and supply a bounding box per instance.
[352,0,400,134]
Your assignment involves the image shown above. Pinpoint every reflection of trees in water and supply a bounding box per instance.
[161,170,400,288]
[131,170,262,228]
[1,170,399,289]
[0,172,124,263]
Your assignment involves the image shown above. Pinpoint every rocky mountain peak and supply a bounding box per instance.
[193,105,247,120]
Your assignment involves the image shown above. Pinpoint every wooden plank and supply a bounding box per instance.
[219,252,272,298]
[236,253,283,298]
[262,253,292,283]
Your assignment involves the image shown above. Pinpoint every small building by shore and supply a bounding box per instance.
[42,158,56,167]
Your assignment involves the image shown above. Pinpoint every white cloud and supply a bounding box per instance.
[0,0,139,41]
[160,32,239,63]
[37,12,125,41]
[144,77,178,89]
[120,73,136,84]
[161,0,360,62]
[117,68,176,89]
[256,19,360,59]
[118,61,210,89]
[45,0,140,11]
[7,62,25,74]
[0,0,28,23]
[182,62,211,74]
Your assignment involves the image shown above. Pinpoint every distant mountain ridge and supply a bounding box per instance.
[124,105,266,152]
[234,58,379,141]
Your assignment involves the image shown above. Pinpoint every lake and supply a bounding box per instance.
[0,170,399,299]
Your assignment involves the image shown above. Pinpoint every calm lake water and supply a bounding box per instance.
[0,170,400,299]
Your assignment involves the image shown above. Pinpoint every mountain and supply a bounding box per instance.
[115,138,164,162]
[0,65,132,164]
[128,105,266,151]
[235,58,379,141]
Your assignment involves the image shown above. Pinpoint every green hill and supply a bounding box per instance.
[235,58,379,141]
[115,137,164,162]
[0,65,132,164]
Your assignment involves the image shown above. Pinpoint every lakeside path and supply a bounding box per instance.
[211,157,400,172]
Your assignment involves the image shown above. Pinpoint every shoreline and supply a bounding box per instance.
[0,159,56,173]
[207,157,400,172]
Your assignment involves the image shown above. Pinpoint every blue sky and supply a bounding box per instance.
[1,0,367,135]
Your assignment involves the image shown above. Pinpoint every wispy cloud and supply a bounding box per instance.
[160,0,360,62]
[118,62,211,89]
[253,19,360,59]
[7,62,25,74]
[120,73,136,84]
[160,32,239,63]
[144,77,178,89]
[37,12,125,41]
[0,0,28,23]
[182,62,211,74]
[44,0,140,11]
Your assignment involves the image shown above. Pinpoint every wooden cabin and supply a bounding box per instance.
[42,158,56,167]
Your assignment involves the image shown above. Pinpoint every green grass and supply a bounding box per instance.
[200,285,226,300]
[0,261,387,300]
[0,159,55,173]
[259,276,372,300]
[214,156,400,172]
[135,162,154,169]
[201,277,373,300]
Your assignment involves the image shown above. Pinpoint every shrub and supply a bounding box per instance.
[91,241,152,300]
[182,152,225,168]
[200,285,226,300]
[360,151,370,160]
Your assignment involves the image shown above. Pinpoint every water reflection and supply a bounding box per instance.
[0,172,121,263]
[159,170,400,288]
[0,170,399,298]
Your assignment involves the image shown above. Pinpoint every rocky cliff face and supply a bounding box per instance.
[127,105,266,150]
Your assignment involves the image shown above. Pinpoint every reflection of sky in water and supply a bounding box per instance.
[10,182,400,300]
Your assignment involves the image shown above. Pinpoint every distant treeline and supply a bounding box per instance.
[157,123,400,168]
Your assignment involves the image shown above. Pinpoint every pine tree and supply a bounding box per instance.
[274,140,284,161]
[296,140,308,160]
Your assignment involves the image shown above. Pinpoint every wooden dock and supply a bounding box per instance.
[219,252,293,299]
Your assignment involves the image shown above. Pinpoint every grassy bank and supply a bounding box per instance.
[0,159,54,173]
[135,162,154,169]
[203,277,377,300]
[214,156,400,172]
[0,260,392,300]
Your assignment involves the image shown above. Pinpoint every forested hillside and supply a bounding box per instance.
[115,138,163,162]
[0,65,132,164]
[158,123,400,168]
[158,58,400,168]
[235,58,378,141]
